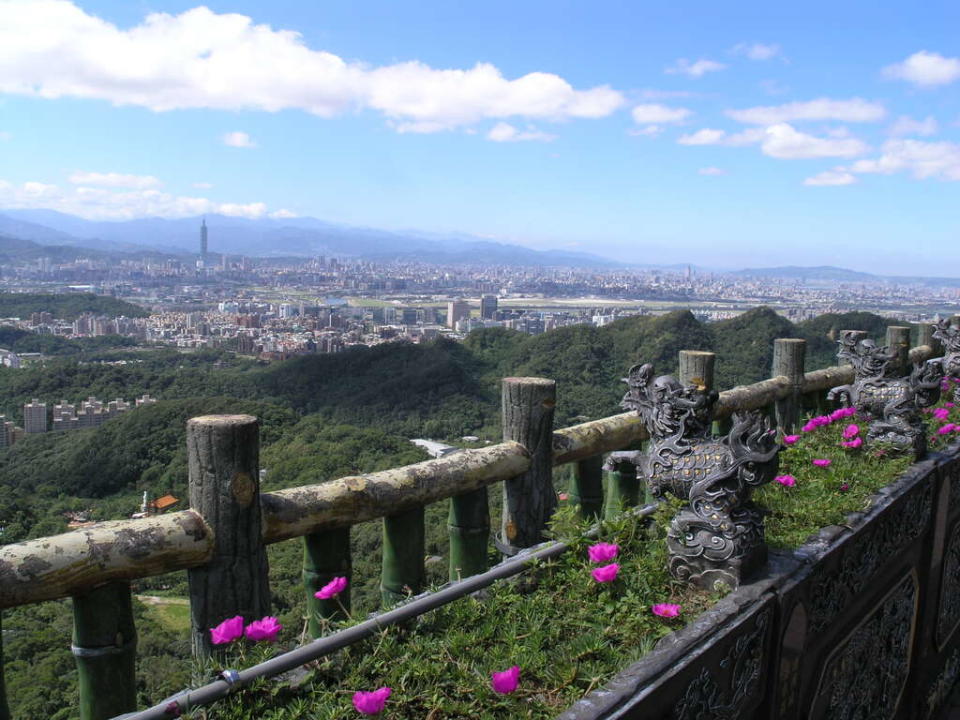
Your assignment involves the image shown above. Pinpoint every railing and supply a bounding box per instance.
[0,323,945,720]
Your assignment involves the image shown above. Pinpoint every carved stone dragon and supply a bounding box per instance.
[827,331,941,458]
[605,363,780,590]
[933,319,960,402]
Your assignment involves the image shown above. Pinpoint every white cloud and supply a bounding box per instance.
[883,51,960,87]
[630,104,691,124]
[222,131,256,148]
[68,171,161,189]
[0,177,280,220]
[629,125,662,137]
[486,122,556,142]
[760,123,868,159]
[803,170,857,186]
[677,127,764,147]
[888,115,938,137]
[698,167,727,176]
[269,208,297,219]
[665,58,726,78]
[732,43,782,61]
[726,98,886,124]
[0,2,623,133]
[848,139,960,181]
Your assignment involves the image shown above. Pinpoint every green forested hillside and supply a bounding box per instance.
[0,292,149,320]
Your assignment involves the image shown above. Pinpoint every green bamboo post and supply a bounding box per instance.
[568,455,604,521]
[448,487,490,581]
[886,326,911,376]
[303,528,352,635]
[71,582,137,720]
[0,612,8,720]
[603,461,640,521]
[381,506,426,607]
[773,339,806,434]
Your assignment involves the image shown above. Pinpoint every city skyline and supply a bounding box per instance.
[0,1,957,273]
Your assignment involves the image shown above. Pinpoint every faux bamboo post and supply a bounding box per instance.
[773,339,806,434]
[918,323,943,358]
[952,315,960,328]
[603,461,640,521]
[678,350,720,435]
[886,326,911,375]
[448,488,490,581]
[71,582,137,720]
[186,415,270,658]
[381,507,426,606]
[303,528,351,634]
[569,455,604,521]
[0,613,8,720]
[500,377,557,552]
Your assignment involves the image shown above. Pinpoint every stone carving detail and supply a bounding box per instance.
[932,319,960,402]
[607,363,780,589]
[924,648,960,720]
[668,609,770,720]
[937,521,960,648]
[814,573,917,720]
[808,483,932,633]
[827,331,941,458]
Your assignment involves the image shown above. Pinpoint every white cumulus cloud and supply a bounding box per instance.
[222,131,256,148]
[803,170,857,186]
[630,104,691,124]
[677,127,764,147]
[68,171,161,189]
[888,115,938,137]
[665,58,726,78]
[486,122,556,142]
[849,139,960,181]
[698,167,727,176]
[0,1,623,133]
[732,43,782,61]
[760,123,868,159]
[883,51,960,87]
[726,98,885,125]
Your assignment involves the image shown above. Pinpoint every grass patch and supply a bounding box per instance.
[138,597,191,633]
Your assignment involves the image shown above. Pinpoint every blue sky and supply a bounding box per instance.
[0,0,958,273]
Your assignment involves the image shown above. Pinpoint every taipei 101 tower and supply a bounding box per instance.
[199,218,208,269]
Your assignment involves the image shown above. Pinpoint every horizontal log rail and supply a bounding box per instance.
[0,343,937,611]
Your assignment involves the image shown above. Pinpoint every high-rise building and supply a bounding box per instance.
[200,218,208,268]
[447,300,470,328]
[481,295,498,320]
[23,399,47,433]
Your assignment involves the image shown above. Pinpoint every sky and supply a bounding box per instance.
[0,0,958,273]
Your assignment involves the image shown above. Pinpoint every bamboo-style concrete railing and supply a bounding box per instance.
[0,325,939,720]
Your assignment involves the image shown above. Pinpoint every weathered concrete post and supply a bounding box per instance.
[187,415,270,658]
[887,326,911,376]
[303,528,351,634]
[500,377,557,552]
[448,488,490,581]
[0,613,8,720]
[569,455,604,521]
[72,582,136,720]
[918,323,943,358]
[772,339,806,434]
[381,508,425,606]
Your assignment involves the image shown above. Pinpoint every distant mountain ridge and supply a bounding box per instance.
[0,209,617,267]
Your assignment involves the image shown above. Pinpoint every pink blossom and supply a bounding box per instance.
[841,437,863,449]
[352,687,391,715]
[812,458,832,468]
[244,616,282,643]
[209,615,244,645]
[947,403,956,408]
[491,665,521,694]
[832,407,857,419]
[839,483,850,492]
[558,492,569,501]
[315,576,348,600]
[802,421,817,433]
[842,424,860,440]
[938,424,956,435]
[943,378,953,391]
[587,542,619,563]
[591,563,620,583]
[933,408,950,421]
[813,415,832,427]
[775,475,796,487]
[651,603,682,618]
[783,435,800,446]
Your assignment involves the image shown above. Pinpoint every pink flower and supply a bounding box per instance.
[783,435,800,446]
[651,603,682,618]
[943,378,953,391]
[934,408,950,421]
[244,616,282,643]
[813,415,832,427]
[591,563,620,583]
[209,615,244,645]
[315,576,348,600]
[832,407,857,419]
[352,687,391,715]
[558,492,569,501]
[812,458,832,468]
[587,542,619,563]
[947,403,956,408]
[802,421,817,433]
[491,665,521,694]
[841,437,863,449]
[938,424,956,435]
[775,475,796,487]
[839,483,850,492]
[842,424,860,440]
